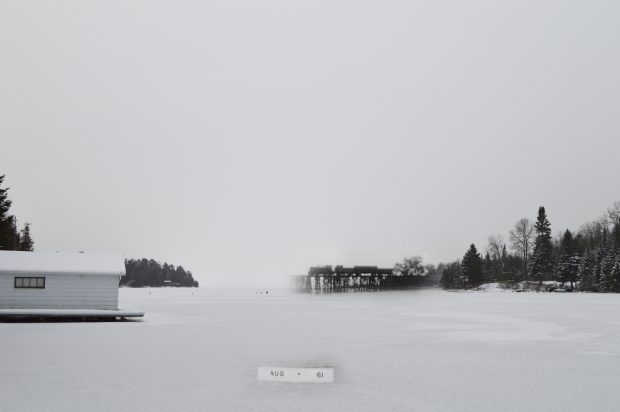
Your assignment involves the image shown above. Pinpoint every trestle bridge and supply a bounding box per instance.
[293,265,425,292]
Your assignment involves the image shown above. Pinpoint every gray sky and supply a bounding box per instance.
[1,1,619,286]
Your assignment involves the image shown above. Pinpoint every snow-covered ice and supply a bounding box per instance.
[1,288,620,411]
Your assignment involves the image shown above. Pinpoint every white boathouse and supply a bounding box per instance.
[0,251,143,319]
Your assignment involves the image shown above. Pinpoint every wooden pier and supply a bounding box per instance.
[293,265,425,293]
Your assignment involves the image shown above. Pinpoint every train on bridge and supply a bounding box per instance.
[308,265,395,276]
[294,265,425,292]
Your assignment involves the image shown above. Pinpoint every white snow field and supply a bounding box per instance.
[2,288,620,412]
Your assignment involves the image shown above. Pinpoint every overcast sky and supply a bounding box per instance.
[1,1,619,286]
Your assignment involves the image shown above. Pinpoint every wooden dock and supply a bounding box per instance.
[0,308,144,321]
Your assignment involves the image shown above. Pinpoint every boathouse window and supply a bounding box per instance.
[14,277,46,289]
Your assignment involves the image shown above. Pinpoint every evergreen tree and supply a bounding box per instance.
[611,222,620,251]
[9,217,19,250]
[598,254,614,292]
[483,252,493,282]
[503,253,525,281]
[461,244,484,287]
[557,255,580,289]
[0,175,17,250]
[453,269,467,289]
[122,258,199,287]
[556,230,579,287]
[439,266,454,289]
[573,233,587,256]
[440,261,461,289]
[611,257,620,293]
[578,250,597,291]
[18,223,34,251]
[530,207,554,284]
[559,229,575,256]
[592,232,610,288]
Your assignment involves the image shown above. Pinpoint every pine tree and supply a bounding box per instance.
[611,223,620,251]
[0,175,17,250]
[440,261,461,289]
[568,255,581,289]
[556,230,578,287]
[8,216,19,250]
[123,258,199,287]
[559,229,575,256]
[574,233,586,256]
[557,255,580,289]
[592,232,610,289]
[18,223,34,251]
[454,270,467,289]
[530,207,554,284]
[578,250,597,291]
[598,254,614,292]
[483,252,493,282]
[611,256,620,293]
[461,244,484,287]
[440,265,454,289]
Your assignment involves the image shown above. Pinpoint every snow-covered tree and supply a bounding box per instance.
[611,257,620,293]
[598,254,615,292]
[557,255,580,289]
[578,250,597,291]
[461,244,484,287]
[555,230,579,287]
[18,222,34,251]
[531,207,554,283]
[612,223,620,251]
[483,252,494,282]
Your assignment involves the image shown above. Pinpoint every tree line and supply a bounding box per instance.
[440,203,620,292]
[0,175,34,251]
[122,258,199,287]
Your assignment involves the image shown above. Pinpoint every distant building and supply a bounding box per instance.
[0,251,127,312]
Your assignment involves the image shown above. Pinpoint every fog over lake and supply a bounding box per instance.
[2,1,620,286]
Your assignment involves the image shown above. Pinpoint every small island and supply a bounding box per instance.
[122,258,199,288]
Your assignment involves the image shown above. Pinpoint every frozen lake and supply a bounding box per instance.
[2,288,620,411]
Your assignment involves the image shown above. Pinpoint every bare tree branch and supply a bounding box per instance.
[487,234,505,260]
[509,218,534,277]
[608,200,620,225]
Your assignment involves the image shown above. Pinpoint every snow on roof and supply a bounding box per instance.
[0,251,125,275]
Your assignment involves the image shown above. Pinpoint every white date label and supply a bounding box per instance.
[258,367,334,383]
